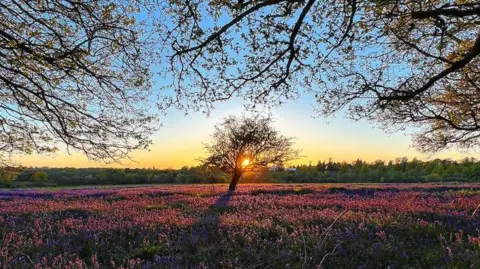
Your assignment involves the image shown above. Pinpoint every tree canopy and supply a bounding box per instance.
[154,0,480,152]
[3,0,479,165]
[0,0,156,163]
[202,115,300,190]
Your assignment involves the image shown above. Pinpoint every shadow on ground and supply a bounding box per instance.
[194,190,233,227]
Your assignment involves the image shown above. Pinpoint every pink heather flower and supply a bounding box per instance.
[376,231,386,240]
[446,246,453,257]
[35,238,43,246]
[418,220,429,227]
[74,257,85,268]
[1,184,480,268]
[467,235,480,246]
[455,231,464,244]
[1,247,7,257]
[91,254,100,269]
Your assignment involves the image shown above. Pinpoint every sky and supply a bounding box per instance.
[15,93,476,169]
[10,5,478,169]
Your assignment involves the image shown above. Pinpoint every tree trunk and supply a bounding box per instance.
[228,170,242,191]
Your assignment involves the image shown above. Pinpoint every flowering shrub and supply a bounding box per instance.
[0,184,479,268]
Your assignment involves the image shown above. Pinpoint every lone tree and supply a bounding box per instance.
[0,0,155,164]
[203,115,300,191]
[154,0,480,153]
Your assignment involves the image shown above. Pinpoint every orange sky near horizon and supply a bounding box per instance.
[13,97,478,169]
[14,141,474,169]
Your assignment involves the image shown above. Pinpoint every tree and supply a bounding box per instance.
[316,160,326,172]
[198,162,227,192]
[155,0,480,152]
[0,0,156,163]
[433,163,445,176]
[30,171,48,182]
[424,173,441,182]
[443,164,458,179]
[0,166,20,187]
[202,115,300,191]
[361,163,370,175]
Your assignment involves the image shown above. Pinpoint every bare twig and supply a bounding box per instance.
[317,210,348,251]
[316,244,340,269]
[301,232,308,269]
[19,252,35,265]
[472,203,480,217]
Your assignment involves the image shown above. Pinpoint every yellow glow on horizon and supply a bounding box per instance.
[13,144,475,169]
[11,102,476,170]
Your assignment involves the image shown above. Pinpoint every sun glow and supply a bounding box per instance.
[242,158,250,167]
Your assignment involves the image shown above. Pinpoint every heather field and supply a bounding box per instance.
[1,184,480,269]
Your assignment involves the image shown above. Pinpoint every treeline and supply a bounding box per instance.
[2,157,480,187]
[278,157,480,183]
[12,167,214,186]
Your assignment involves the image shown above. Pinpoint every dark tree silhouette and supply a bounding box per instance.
[0,0,156,163]
[202,115,300,191]
[154,0,480,152]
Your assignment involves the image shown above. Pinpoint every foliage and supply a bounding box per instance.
[0,167,19,188]
[0,0,156,163]
[0,184,479,268]
[30,172,48,183]
[202,115,300,190]
[7,157,480,188]
[153,0,480,152]
[424,173,442,182]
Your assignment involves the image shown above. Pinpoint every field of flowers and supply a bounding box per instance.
[1,183,480,268]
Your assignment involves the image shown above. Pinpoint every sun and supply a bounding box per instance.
[242,158,250,167]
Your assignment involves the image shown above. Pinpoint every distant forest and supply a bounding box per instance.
[2,157,480,188]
